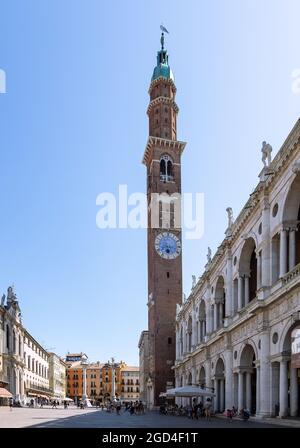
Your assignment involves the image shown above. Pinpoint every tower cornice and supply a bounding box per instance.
[147,96,179,115]
[142,136,186,166]
[148,76,177,95]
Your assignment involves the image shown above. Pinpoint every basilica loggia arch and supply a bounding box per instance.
[271,320,300,418]
[213,277,226,331]
[237,343,257,415]
[238,238,258,310]
[199,366,206,388]
[198,300,206,343]
[213,358,226,413]
[280,172,300,275]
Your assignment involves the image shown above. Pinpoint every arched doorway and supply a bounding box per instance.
[239,344,257,415]
[278,321,300,417]
[214,358,225,413]
[238,238,257,308]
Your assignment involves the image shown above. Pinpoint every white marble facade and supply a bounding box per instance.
[175,119,300,418]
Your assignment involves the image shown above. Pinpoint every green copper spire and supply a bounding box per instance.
[151,32,174,82]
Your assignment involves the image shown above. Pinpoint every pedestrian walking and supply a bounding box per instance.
[116,399,121,415]
[9,397,13,411]
[204,398,212,421]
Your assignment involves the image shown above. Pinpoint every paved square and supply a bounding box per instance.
[0,406,284,428]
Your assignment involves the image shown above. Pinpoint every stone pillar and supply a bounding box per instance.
[244,276,250,306]
[280,229,288,278]
[238,372,244,410]
[182,322,187,354]
[191,366,196,386]
[279,360,288,417]
[238,276,243,310]
[207,306,213,335]
[225,349,233,410]
[289,229,296,271]
[192,311,197,347]
[256,251,262,289]
[261,198,270,289]
[15,369,20,400]
[214,379,219,412]
[175,328,179,358]
[220,379,225,412]
[205,360,212,389]
[259,332,271,417]
[290,367,298,417]
[246,372,252,411]
[214,304,218,331]
[226,253,233,317]
[256,366,260,415]
[219,303,223,328]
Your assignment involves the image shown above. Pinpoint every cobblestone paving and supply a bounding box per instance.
[0,406,284,428]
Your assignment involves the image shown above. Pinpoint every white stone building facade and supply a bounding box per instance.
[48,352,66,401]
[0,287,25,403]
[175,119,300,418]
[23,330,51,403]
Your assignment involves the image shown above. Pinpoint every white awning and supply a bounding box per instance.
[174,386,216,397]
[159,388,177,398]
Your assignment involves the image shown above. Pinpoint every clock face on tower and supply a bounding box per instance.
[155,232,181,260]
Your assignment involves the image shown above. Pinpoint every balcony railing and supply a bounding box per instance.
[26,382,53,395]
[282,262,300,286]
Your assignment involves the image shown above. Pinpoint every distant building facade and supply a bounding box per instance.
[48,353,67,401]
[66,355,139,404]
[120,366,139,401]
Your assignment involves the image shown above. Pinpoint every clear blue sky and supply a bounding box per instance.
[0,0,299,364]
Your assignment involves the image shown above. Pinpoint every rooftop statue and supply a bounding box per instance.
[207,247,212,264]
[261,141,272,167]
[226,207,234,228]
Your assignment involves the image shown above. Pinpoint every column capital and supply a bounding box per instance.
[237,367,254,374]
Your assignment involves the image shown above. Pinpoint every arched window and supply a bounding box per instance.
[199,300,206,342]
[160,155,174,182]
[6,325,10,350]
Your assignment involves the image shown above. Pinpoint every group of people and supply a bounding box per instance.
[160,398,213,420]
[160,398,251,423]
[124,400,145,415]
[105,400,145,415]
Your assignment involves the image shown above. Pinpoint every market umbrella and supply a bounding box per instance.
[174,386,216,397]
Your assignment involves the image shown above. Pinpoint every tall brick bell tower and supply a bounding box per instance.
[142,32,186,407]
